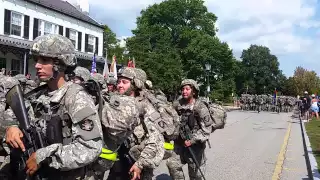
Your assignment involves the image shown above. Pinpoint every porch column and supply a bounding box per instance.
[23,52,27,75]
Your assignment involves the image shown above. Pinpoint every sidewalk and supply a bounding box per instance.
[280,117,309,179]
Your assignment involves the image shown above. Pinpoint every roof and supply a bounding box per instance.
[0,34,30,50]
[0,34,106,61]
[24,0,103,28]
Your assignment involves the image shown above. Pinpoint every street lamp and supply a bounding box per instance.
[205,63,211,71]
[205,62,211,99]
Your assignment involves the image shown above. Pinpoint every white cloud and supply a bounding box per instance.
[76,0,320,74]
[118,36,129,48]
[207,0,319,56]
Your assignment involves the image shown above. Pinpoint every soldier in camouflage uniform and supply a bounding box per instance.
[71,66,91,84]
[2,34,103,180]
[167,79,211,180]
[105,72,117,93]
[0,77,20,135]
[91,73,107,89]
[0,77,20,171]
[107,67,165,180]
[13,74,37,94]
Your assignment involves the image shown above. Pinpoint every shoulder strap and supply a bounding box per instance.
[24,84,48,99]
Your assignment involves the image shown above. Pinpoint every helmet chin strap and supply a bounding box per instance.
[39,65,60,82]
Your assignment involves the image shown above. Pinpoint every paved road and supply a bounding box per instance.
[153,111,309,180]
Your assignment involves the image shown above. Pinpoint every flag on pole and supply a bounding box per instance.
[273,88,277,104]
[91,53,97,75]
[127,57,134,68]
[132,57,136,68]
[102,58,109,77]
[110,55,117,79]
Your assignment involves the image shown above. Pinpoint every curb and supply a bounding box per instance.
[300,115,320,179]
[223,106,240,112]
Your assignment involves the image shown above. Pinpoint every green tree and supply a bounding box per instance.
[233,59,246,95]
[102,25,128,65]
[282,66,320,96]
[127,0,235,99]
[240,45,283,94]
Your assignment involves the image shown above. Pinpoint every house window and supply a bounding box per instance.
[88,35,95,53]
[39,20,59,36]
[69,30,77,49]
[11,59,22,75]
[0,58,6,69]
[11,12,22,36]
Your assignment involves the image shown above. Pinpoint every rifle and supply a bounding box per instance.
[83,80,103,120]
[179,109,207,180]
[5,84,45,180]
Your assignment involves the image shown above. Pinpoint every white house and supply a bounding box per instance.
[0,0,107,77]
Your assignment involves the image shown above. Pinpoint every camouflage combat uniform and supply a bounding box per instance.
[0,77,20,169]
[167,79,211,180]
[0,77,19,136]
[107,67,164,180]
[2,34,103,180]
[13,74,37,94]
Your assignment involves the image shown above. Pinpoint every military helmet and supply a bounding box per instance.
[14,74,27,84]
[74,66,90,82]
[106,72,117,85]
[30,34,76,67]
[118,67,147,89]
[91,73,106,88]
[181,79,199,91]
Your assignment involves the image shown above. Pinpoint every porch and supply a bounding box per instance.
[0,35,118,79]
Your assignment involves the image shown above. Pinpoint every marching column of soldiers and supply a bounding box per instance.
[239,94,296,113]
[0,34,228,180]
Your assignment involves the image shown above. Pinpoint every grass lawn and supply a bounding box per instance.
[305,118,320,172]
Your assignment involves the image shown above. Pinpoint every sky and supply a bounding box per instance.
[67,0,320,77]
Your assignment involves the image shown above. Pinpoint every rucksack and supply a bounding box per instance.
[143,89,180,140]
[196,97,227,131]
[82,80,140,149]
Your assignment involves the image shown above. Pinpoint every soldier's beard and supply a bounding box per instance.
[183,94,194,103]
[124,86,134,96]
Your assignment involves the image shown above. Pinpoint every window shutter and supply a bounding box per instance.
[65,28,70,38]
[4,9,11,35]
[23,15,30,39]
[85,34,88,52]
[78,32,82,51]
[95,37,99,54]
[33,18,39,39]
[59,26,63,35]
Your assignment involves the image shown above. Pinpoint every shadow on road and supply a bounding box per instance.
[156,174,171,180]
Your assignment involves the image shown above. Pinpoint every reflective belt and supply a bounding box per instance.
[99,148,118,161]
[163,142,174,150]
